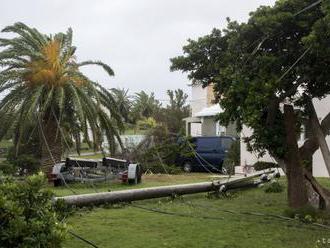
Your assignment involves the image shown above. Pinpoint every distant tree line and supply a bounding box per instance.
[111,88,190,135]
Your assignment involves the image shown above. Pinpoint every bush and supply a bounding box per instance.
[0,173,67,247]
[264,181,284,193]
[7,151,40,175]
[131,126,193,174]
[253,161,278,171]
[0,160,17,175]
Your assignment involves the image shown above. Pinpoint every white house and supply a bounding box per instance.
[184,84,237,137]
[185,84,330,178]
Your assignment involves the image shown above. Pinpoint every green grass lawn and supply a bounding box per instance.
[50,174,330,248]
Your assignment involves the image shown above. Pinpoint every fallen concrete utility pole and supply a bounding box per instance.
[55,170,277,207]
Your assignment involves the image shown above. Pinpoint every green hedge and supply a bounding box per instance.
[0,173,67,247]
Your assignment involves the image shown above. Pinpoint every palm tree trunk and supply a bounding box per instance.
[40,114,62,173]
[283,104,308,208]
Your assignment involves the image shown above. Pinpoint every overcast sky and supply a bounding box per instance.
[1,0,276,102]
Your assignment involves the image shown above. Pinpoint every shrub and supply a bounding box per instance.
[0,160,17,175]
[0,173,67,247]
[131,126,193,174]
[264,181,284,193]
[7,151,40,175]
[253,161,278,171]
[283,205,319,223]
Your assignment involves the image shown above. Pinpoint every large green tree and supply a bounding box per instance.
[0,22,123,170]
[171,0,330,209]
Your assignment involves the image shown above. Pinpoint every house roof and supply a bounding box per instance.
[193,104,223,117]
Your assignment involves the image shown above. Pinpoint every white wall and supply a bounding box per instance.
[240,96,330,177]
[190,123,202,136]
[201,117,217,136]
[240,126,274,166]
[191,85,207,116]
[312,95,330,177]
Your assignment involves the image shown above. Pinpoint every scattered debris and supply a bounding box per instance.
[48,157,142,186]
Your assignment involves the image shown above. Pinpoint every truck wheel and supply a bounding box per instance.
[183,162,193,173]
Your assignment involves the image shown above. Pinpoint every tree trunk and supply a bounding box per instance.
[283,104,308,208]
[40,114,62,173]
[307,99,330,176]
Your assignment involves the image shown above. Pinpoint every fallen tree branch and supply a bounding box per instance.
[306,98,330,175]
[304,169,330,210]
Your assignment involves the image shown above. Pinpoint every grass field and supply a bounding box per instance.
[51,174,330,248]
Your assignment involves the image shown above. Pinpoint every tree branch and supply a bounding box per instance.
[299,108,330,159]
[321,112,330,135]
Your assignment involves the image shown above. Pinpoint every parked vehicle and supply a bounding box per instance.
[177,136,235,173]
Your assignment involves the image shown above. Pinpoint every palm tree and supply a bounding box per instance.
[111,88,132,123]
[131,91,161,122]
[0,22,123,170]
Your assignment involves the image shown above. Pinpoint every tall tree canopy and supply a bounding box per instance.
[0,22,123,169]
[171,0,330,209]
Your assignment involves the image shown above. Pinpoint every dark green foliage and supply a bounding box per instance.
[127,89,189,135]
[171,0,330,160]
[264,181,284,193]
[162,89,190,134]
[7,147,41,175]
[0,160,17,175]
[111,88,132,123]
[131,91,162,122]
[0,174,67,247]
[223,139,240,175]
[0,22,124,161]
[253,161,278,171]
[53,199,75,221]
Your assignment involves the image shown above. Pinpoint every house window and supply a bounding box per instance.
[216,122,226,136]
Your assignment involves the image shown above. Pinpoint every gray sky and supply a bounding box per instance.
[1,0,275,102]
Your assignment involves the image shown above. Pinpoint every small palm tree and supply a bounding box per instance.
[111,88,132,122]
[131,91,161,122]
[0,22,123,170]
